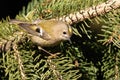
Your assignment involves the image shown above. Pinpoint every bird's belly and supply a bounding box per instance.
[31,36,61,47]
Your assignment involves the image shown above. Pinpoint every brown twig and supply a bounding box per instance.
[13,43,26,80]
[12,32,28,80]
[54,0,120,24]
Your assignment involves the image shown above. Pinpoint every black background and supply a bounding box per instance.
[0,0,31,20]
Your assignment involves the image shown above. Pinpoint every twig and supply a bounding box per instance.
[38,46,59,59]
[12,32,27,80]
[13,42,26,80]
[54,0,120,24]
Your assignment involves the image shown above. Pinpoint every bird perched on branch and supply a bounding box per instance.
[10,19,73,47]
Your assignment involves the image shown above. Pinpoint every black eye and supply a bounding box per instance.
[36,28,40,33]
[63,31,67,34]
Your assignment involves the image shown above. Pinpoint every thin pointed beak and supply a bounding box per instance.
[68,38,72,44]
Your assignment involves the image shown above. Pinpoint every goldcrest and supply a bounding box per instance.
[10,19,72,47]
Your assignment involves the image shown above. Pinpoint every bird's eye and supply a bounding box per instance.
[63,31,67,34]
[36,28,40,33]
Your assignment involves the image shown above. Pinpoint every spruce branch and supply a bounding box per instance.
[115,53,119,80]
[13,43,26,80]
[0,0,120,79]
[11,32,27,80]
[47,59,63,80]
[102,25,120,48]
[0,32,27,52]
[0,0,119,52]
[54,0,120,24]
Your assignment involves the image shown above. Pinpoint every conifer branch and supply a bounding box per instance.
[0,32,27,52]
[0,0,120,52]
[115,53,119,80]
[55,0,120,24]
[0,40,12,53]
[47,59,63,80]
[13,44,26,80]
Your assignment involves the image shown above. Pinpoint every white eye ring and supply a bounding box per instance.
[36,26,43,36]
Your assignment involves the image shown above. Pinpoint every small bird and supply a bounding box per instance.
[10,19,73,47]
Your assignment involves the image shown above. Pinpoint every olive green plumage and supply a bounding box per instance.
[10,19,72,47]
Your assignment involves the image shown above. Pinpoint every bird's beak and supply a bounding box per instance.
[68,38,72,44]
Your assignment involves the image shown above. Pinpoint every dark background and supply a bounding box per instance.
[0,0,31,20]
